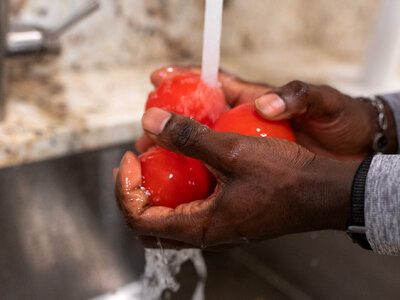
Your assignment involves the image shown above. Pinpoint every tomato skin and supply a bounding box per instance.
[139,147,215,209]
[212,103,295,142]
[141,72,225,208]
[146,72,226,126]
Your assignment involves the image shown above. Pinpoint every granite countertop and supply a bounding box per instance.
[0,64,160,168]
[1,47,396,169]
[0,51,318,169]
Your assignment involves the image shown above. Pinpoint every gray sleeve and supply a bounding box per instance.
[365,154,400,255]
[379,92,400,152]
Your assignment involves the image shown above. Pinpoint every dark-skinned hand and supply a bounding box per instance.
[137,66,398,159]
[136,66,272,153]
[115,66,398,250]
[114,108,359,250]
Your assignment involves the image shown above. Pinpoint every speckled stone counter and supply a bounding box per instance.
[0,65,157,168]
[2,47,398,169]
[4,0,399,168]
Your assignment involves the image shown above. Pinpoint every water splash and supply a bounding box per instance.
[140,248,207,300]
[156,237,168,265]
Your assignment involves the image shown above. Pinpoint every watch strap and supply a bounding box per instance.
[347,157,373,250]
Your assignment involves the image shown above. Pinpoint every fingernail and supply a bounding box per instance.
[142,108,172,135]
[255,94,286,117]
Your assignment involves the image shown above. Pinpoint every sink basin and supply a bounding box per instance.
[1,143,399,300]
[0,143,145,299]
[0,144,291,300]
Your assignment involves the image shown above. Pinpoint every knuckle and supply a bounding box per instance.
[167,118,210,150]
[222,136,248,169]
[283,80,309,99]
[172,122,195,147]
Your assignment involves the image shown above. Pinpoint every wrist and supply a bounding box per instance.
[299,156,360,232]
[346,157,373,250]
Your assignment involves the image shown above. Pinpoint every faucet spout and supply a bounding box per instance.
[0,0,100,122]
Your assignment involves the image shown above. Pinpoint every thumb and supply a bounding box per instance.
[141,107,248,173]
[255,80,345,121]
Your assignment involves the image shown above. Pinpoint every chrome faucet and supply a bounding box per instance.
[0,0,100,121]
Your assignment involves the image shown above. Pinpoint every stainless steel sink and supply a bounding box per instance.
[0,144,292,300]
[1,143,399,300]
[0,144,145,299]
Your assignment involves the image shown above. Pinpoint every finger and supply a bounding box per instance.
[150,65,272,107]
[255,80,346,121]
[138,236,197,250]
[223,75,272,107]
[135,134,155,154]
[141,107,250,173]
[116,151,215,246]
[115,151,149,217]
[131,196,216,246]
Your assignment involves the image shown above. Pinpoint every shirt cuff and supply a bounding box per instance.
[365,154,400,255]
[379,92,400,153]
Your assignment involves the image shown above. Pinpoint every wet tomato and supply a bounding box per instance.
[139,147,216,209]
[212,103,295,142]
[146,72,226,126]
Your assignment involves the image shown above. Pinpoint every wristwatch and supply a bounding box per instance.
[347,158,373,250]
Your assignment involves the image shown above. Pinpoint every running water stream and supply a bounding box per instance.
[201,0,224,87]
[140,1,224,299]
[140,247,207,300]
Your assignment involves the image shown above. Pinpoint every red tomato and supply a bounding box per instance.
[146,72,226,126]
[212,103,295,142]
[139,147,216,208]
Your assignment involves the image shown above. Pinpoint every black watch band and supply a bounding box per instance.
[347,157,373,250]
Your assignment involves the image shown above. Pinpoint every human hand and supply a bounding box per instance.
[136,65,272,153]
[140,66,398,159]
[254,81,398,160]
[115,108,359,249]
